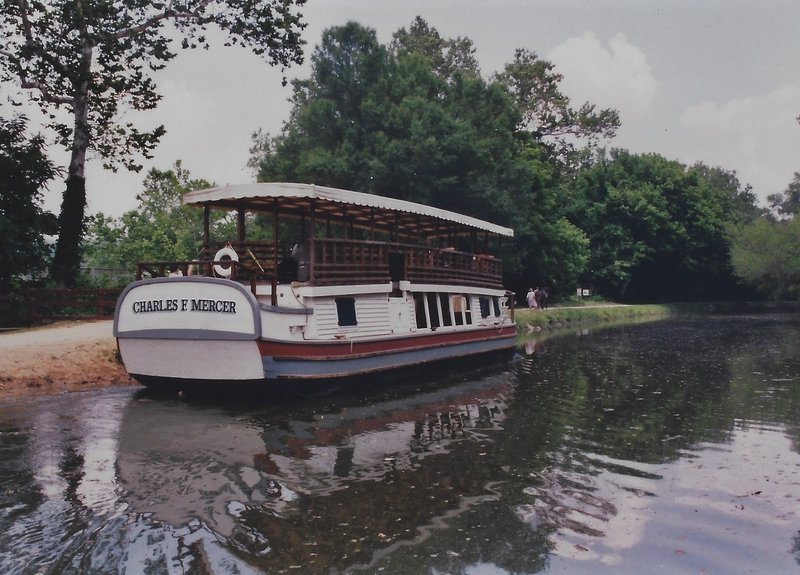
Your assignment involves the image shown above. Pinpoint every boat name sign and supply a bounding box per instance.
[131,298,237,314]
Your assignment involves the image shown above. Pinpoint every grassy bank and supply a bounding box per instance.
[514,301,798,335]
[515,304,669,334]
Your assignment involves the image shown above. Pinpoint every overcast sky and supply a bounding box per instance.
[14,0,800,217]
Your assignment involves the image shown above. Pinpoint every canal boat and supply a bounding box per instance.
[113,182,516,388]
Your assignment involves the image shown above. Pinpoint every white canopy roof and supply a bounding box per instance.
[182,182,514,238]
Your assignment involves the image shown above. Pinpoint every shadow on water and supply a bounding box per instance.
[132,347,517,407]
[1,314,799,574]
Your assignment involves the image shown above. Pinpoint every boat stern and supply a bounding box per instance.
[114,277,265,385]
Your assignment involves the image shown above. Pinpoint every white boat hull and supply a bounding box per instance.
[115,276,516,387]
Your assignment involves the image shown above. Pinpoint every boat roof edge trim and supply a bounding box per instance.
[182,183,514,237]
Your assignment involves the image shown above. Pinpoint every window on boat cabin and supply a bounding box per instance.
[452,295,464,326]
[479,296,491,318]
[479,296,502,319]
[439,293,453,327]
[426,293,441,328]
[414,292,427,328]
[336,297,358,326]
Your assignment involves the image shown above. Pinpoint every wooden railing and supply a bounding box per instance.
[20,288,122,321]
[312,238,392,285]
[404,245,504,289]
[199,241,279,278]
[134,238,504,289]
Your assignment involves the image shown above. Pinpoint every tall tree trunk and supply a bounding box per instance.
[50,103,89,287]
[50,172,86,287]
[50,39,92,288]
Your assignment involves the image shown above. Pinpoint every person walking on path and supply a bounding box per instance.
[533,287,543,310]
[526,288,538,309]
[538,287,549,309]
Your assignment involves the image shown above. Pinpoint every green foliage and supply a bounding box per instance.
[250,19,615,296]
[0,115,59,291]
[390,16,480,79]
[80,162,216,286]
[1,0,306,286]
[248,18,766,303]
[1,0,306,171]
[564,150,756,302]
[494,48,620,166]
[730,216,800,300]
[767,172,800,217]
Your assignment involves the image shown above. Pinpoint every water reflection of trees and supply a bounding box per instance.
[498,315,800,560]
[0,420,43,530]
[3,317,797,574]
[507,320,771,467]
[724,318,800,451]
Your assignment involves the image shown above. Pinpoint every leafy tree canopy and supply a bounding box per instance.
[0,115,59,291]
[250,18,617,295]
[564,150,757,301]
[767,172,800,218]
[1,0,307,286]
[730,216,800,300]
[390,16,480,80]
[81,161,221,285]
[494,48,620,166]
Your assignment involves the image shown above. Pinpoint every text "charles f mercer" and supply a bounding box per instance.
[131,298,237,314]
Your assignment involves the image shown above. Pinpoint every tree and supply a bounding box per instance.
[390,15,480,80]
[564,150,758,301]
[687,162,764,225]
[82,161,217,285]
[730,217,800,300]
[767,172,800,217]
[251,19,613,295]
[494,49,620,166]
[767,116,800,218]
[0,115,59,291]
[1,0,306,286]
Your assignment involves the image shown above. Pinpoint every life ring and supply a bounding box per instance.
[213,246,239,277]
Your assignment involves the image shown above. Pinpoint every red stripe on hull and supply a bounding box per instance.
[257,326,516,360]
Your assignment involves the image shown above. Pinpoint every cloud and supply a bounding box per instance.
[678,84,800,198]
[547,32,657,118]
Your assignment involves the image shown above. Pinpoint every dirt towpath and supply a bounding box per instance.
[0,321,136,401]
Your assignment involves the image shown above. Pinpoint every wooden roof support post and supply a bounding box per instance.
[237,206,246,242]
[203,204,210,251]
[309,199,316,283]
[272,199,279,257]
[271,200,279,305]
[370,207,375,241]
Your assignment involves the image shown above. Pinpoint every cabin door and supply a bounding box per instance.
[388,252,406,283]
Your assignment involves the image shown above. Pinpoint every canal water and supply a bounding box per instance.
[1,315,799,574]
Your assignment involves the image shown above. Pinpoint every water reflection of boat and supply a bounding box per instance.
[117,371,514,572]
